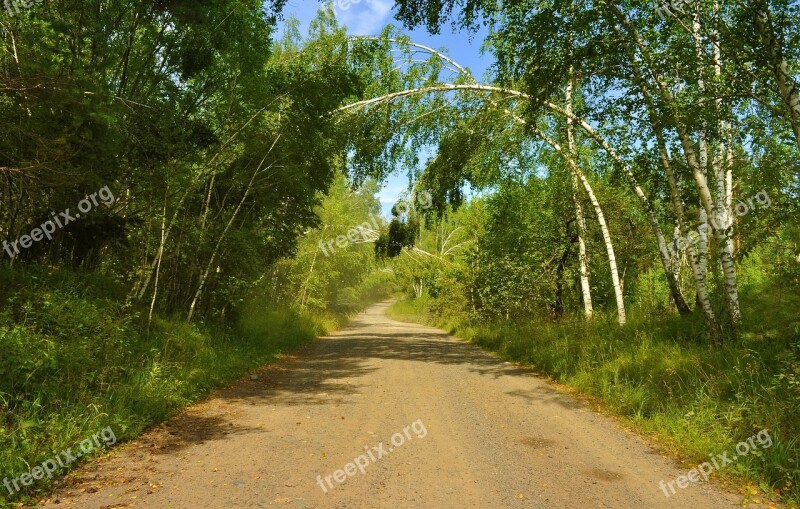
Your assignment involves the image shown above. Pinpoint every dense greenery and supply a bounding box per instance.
[0,0,366,319]
[381,190,799,502]
[0,264,322,504]
[346,6,800,498]
[1,0,799,505]
[388,289,800,503]
[0,185,391,506]
[0,4,392,504]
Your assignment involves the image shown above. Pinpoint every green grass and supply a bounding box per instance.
[0,265,368,507]
[388,294,800,505]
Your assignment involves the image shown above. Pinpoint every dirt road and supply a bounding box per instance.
[40,301,745,508]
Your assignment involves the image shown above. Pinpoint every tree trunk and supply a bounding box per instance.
[571,176,594,320]
[750,0,800,149]
[656,125,720,334]
[552,233,572,320]
[565,77,625,325]
[692,8,742,328]
[136,187,189,301]
[148,190,168,332]
[711,15,742,326]
[573,166,626,325]
[299,230,325,308]
[619,16,742,330]
[188,140,279,321]
[532,119,625,324]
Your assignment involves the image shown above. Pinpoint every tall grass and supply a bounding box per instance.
[0,264,373,506]
[388,293,800,504]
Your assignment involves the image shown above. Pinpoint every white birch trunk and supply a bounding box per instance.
[564,80,625,325]
[629,48,714,322]
[573,167,626,325]
[188,138,279,321]
[657,127,720,335]
[148,190,168,330]
[571,175,594,320]
[622,13,742,329]
[694,5,742,326]
[751,0,800,149]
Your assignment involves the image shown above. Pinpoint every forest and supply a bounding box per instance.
[1,0,799,506]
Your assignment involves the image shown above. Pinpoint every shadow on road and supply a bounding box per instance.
[140,309,583,456]
[216,322,582,411]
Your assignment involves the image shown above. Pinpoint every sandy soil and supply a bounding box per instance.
[38,301,749,508]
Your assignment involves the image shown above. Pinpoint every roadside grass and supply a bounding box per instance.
[388,293,800,505]
[0,265,384,507]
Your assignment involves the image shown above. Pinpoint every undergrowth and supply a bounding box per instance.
[388,292,800,505]
[0,264,385,506]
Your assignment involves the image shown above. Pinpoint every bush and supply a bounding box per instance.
[0,264,328,506]
[388,290,800,504]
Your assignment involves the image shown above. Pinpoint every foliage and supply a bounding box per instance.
[388,276,800,502]
[0,264,323,505]
[1,0,799,505]
[0,3,367,319]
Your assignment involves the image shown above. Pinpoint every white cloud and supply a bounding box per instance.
[378,185,405,204]
[334,0,394,35]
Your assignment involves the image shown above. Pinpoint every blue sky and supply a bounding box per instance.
[277,0,491,215]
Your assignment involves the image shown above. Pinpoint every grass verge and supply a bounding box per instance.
[388,295,800,506]
[0,265,377,507]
